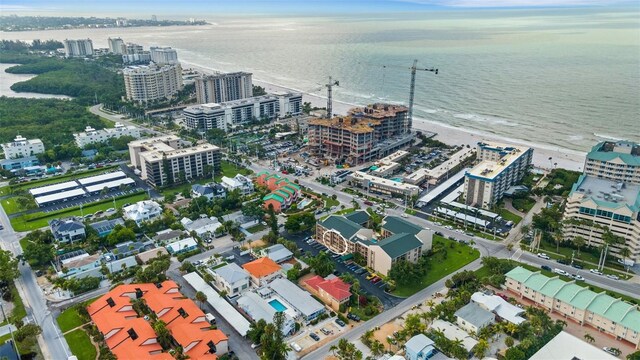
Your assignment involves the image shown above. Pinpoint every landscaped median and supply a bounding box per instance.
[390,235,480,297]
[10,191,148,231]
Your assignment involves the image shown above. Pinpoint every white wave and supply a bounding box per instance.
[593,133,626,141]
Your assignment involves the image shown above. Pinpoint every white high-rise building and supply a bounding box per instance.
[122,42,144,55]
[150,46,179,64]
[1,135,45,159]
[123,63,183,103]
[108,37,125,54]
[63,39,94,58]
[195,72,253,104]
[73,123,141,148]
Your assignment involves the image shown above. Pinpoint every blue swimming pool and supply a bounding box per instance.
[269,299,287,312]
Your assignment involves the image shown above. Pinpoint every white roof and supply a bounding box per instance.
[269,278,324,318]
[263,244,293,263]
[405,333,435,356]
[237,291,279,323]
[35,188,86,205]
[30,180,79,196]
[77,171,126,185]
[166,237,197,252]
[471,292,525,324]
[416,169,468,205]
[85,178,135,193]
[435,207,489,227]
[182,216,222,235]
[183,272,251,336]
[214,263,250,284]
[529,331,618,360]
[431,320,478,352]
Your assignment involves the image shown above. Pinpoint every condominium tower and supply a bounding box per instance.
[463,141,533,209]
[150,46,179,64]
[1,135,45,159]
[107,37,124,54]
[584,141,640,185]
[195,72,253,104]
[123,63,183,103]
[63,39,93,57]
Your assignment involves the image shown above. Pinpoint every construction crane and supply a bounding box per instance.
[324,76,339,119]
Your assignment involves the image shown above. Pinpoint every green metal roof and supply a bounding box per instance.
[376,232,422,259]
[620,309,640,332]
[344,210,370,225]
[554,283,586,304]
[382,216,424,235]
[274,189,291,199]
[505,266,534,283]
[522,273,551,292]
[278,186,294,196]
[319,215,364,240]
[538,278,566,297]
[263,193,285,203]
[570,289,599,309]
[587,293,617,316]
[603,301,634,323]
[587,141,640,166]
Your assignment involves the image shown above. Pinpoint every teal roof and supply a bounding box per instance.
[344,210,370,225]
[587,141,640,166]
[603,301,634,323]
[274,189,290,199]
[555,283,586,304]
[538,278,566,297]
[522,273,552,292]
[263,193,285,203]
[586,293,617,315]
[382,216,424,235]
[505,266,534,283]
[570,289,599,309]
[620,308,640,332]
[569,174,640,213]
[319,215,364,240]
[376,232,422,258]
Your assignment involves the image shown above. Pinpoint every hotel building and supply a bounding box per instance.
[195,72,253,104]
[73,122,141,148]
[107,37,125,54]
[63,38,93,57]
[150,46,179,64]
[584,141,640,185]
[463,141,533,209]
[128,135,220,187]
[1,135,45,159]
[123,63,183,103]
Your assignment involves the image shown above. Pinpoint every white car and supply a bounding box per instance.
[571,274,585,281]
[553,268,569,276]
[291,342,302,352]
[606,274,620,280]
[589,269,604,275]
[537,253,550,260]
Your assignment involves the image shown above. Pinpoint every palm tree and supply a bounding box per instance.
[370,340,385,356]
[195,291,207,310]
[573,235,586,256]
[330,344,338,356]
[473,339,489,359]
[584,333,595,343]
[619,247,631,268]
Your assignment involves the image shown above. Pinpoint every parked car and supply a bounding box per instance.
[553,268,569,276]
[366,274,376,280]
[364,201,373,206]
[291,342,302,352]
[309,333,320,341]
[556,258,569,265]
[347,313,361,322]
[335,319,346,327]
[537,253,550,260]
[320,327,332,335]
[541,265,552,271]
[589,269,604,275]
[606,274,620,280]
[571,263,584,269]
[603,347,621,356]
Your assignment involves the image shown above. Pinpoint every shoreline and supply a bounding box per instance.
[182,60,586,172]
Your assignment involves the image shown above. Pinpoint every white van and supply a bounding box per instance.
[290,342,302,352]
[205,313,216,324]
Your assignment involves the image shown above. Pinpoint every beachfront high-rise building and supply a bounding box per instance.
[150,46,179,64]
[107,37,124,54]
[307,103,413,165]
[123,63,183,103]
[73,123,141,148]
[128,135,221,187]
[463,141,533,209]
[195,72,253,104]
[183,93,302,132]
[563,175,640,263]
[583,141,640,185]
[1,135,45,159]
[122,42,144,55]
[63,39,93,58]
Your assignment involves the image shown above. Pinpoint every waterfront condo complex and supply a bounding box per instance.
[128,135,221,187]
[123,63,183,103]
[150,46,179,64]
[73,122,141,148]
[63,38,93,57]
[463,141,533,209]
[195,72,253,104]
[307,103,414,165]
[584,141,640,185]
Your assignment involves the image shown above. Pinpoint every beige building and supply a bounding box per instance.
[346,171,420,198]
[405,147,476,186]
[505,266,640,349]
[123,63,183,103]
[584,141,640,185]
[563,175,640,263]
[195,72,253,104]
[128,135,220,187]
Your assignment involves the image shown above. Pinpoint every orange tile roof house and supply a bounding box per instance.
[305,275,351,311]
[87,281,228,360]
[242,257,282,286]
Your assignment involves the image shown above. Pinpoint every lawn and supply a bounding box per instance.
[512,196,536,213]
[246,223,267,234]
[11,192,148,231]
[334,207,356,216]
[392,235,480,297]
[64,328,97,360]
[213,161,253,182]
[499,208,523,225]
[0,333,11,345]
[5,285,26,325]
[323,195,339,208]
[57,306,89,333]
[1,196,34,215]
[160,177,210,198]
[0,186,11,196]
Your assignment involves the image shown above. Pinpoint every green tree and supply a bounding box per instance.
[260,312,289,360]
[0,249,20,283]
[627,351,640,360]
[335,338,363,360]
[307,251,335,277]
[583,333,595,343]
[247,319,267,344]
[22,231,55,267]
[195,291,207,310]
[153,320,173,350]
[573,235,586,255]
[473,339,489,359]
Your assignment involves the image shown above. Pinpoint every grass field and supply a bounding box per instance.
[57,307,89,333]
[64,328,97,360]
[323,195,339,208]
[499,208,523,225]
[392,235,480,297]
[10,192,148,231]
[213,161,253,182]
[0,196,34,215]
[512,196,536,212]
[0,285,26,327]
[0,333,11,345]
[246,223,267,234]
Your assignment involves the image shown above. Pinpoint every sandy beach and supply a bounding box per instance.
[183,61,586,172]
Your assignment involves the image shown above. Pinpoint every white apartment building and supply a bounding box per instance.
[220,174,254,195]
[183,94,302,132]
[123,63,183,103]
[63,39,94,57]
[122,52,151,64]
[563,175,640,263]
[107,37,124,54]
[150,46,179,64]
[128,135,221,187]
[464,141,533,209]
[346,171,421,197]
[195,72,253,104]
[1,135,45,159]
[73,122,141,148]
[122,42,144,54]
[584,141,640,185]
[405,147,476,186]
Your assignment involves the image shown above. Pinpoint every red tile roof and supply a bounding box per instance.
[305,275,351,301]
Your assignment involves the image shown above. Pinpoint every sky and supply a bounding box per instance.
[1,0,636,18]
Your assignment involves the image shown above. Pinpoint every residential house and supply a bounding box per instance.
[470,292,525,324]
[261,244,293,264]
[405,334,436,360]
[454,302,494,335]
[153,229,185,244]
[236,292,296,336]
[49,219,86,243]
[191,183,226,200]
[242,257,281,286]
[123,200,163,225]
[220,174,254,195]
[268,278,326,322]
[165,237,198,255]
[211,263,251,297]
[181,216,223,238]
[89,218,125,237]
[431,319,478,353]
[136,247,169,264]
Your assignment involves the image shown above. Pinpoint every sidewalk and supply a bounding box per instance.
[0,324,16,337]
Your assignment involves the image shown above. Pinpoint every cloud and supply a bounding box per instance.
[394,0,632,7]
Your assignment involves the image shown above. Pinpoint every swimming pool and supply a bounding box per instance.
[298,199,311,209]
[269,299,288,312]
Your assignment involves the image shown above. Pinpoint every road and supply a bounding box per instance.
[89,104,165,137]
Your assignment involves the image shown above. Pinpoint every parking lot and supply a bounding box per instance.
[289,317,348,357]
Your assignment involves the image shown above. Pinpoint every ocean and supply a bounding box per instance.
[1,8,638,152]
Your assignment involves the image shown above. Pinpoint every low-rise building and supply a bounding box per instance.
[405,147,476,186]
[0,155,39,171]
[49,219,85,243]
[261,244,294,264]
[505,266,640,349]
[304,275,351,311]
[470,292,525,324]
[529,331,619,360]
[220,174,254,195]
[123,200,163,225]
[73,123,141,148]
[1,135,45,159]
[153,229,184,244]
[405,334,437,360]
[242,257,282,286]
[191,183,226,200]
[346,171,420,197]
[136,247,169,264]
[256,172,301,212]
[430,319,478,353]
[166,237,198,254]
[454,302,494,335]
[181,216,222,238]
[268,278,325,322]
[211,263,251,297]
[89,218,125,237]
[236,292,296,335]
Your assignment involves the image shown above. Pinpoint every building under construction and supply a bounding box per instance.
[307,103,414,165]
